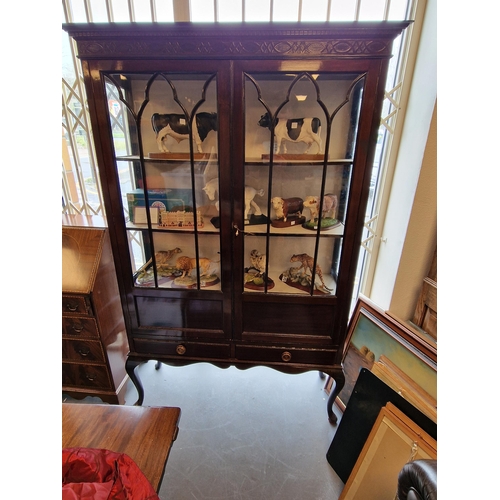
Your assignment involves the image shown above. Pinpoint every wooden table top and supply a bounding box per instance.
[62,403,181,492]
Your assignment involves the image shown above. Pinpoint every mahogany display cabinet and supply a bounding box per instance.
[64,22,410,423]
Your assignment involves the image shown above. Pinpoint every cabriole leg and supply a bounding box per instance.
[326,369,345,425]
[125,358,145,406]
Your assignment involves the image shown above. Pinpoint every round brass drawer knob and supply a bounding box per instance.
[176,344,187,355]
[282,351,292,362]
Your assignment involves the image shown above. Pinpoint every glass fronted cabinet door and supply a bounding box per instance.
[233,62,369,348]
[105,71,220,288]
[97,62,233,341]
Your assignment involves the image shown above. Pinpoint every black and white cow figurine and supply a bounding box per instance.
[258,113,322,154]
[151,112,217,153]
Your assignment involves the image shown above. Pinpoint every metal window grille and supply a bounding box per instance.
[61,0,422,281]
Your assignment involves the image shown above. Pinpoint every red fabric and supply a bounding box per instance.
[62,448,160,500]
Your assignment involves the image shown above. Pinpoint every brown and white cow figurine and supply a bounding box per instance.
[271,197,304,222]
[303,193,338,221]
[258,113,322,154]
[152,112,217,153]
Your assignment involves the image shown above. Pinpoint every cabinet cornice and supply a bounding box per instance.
[63,22,411,60]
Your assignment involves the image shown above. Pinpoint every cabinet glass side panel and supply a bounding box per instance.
[242,72,362,296]
[104,72,221,289]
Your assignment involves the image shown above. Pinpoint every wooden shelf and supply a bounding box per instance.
[246,221,344,236]
[116,155,217,162]
[126,220,220,233]
[245,157,354,165]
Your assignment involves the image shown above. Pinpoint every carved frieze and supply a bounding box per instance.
[75,37,391,59]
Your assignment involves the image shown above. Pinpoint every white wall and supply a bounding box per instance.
[369,0,437,315]
[390,103,437,319]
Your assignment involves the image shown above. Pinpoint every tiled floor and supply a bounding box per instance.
[64,361,345,500]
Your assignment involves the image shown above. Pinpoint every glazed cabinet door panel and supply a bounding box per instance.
[86,60,233,344]
[232,60,375,347]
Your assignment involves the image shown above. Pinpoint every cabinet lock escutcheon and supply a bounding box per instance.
[281,351,292,362]
[176,344,187,355]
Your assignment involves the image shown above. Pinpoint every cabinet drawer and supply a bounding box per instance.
[235,345,335,366]
[62,339,106,363]
[62,295,91,316]
[134,338,230,360]
[62,363,111,390]
[62,317,99,338]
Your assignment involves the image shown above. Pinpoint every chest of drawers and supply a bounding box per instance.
[62,225,129,404]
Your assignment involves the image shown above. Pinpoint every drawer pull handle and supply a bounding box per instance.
[66,303,79,312]
[71,323,84,333]
[85,373,96,381]
[176,344,186,355]
[78,348,90,357]
[282,351,292,362]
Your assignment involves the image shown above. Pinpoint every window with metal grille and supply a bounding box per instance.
[61,0,423,297]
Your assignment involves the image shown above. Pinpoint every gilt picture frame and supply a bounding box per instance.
[339,402,437,500]
[335,296,437,412]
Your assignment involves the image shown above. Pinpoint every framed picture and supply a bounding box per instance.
[335,296,437,413]
[339,402,437,500]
